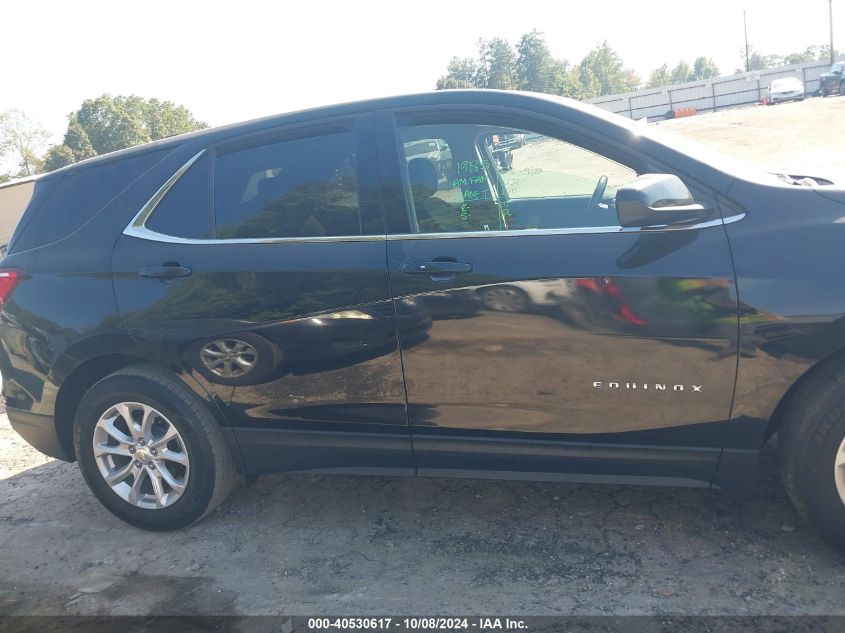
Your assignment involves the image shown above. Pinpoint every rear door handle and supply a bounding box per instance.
[139,264,192,279]
[401,261,473,276]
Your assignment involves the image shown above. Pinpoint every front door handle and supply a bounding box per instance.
[401,261,473,276]
[139,264,192,279]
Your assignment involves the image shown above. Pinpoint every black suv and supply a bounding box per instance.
[820,62,845,96]
[3,91,845,549]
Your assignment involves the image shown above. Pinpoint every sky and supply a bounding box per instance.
[1,0,841,165]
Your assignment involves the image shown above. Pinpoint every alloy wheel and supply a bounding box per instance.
[199,339,258,378]
[92,402,190,509]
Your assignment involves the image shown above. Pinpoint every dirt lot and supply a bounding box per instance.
[658,95,845,182]
[3,96,845,617]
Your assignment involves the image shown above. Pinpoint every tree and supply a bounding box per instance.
[70,95,206,155]
[735,44,841,73]
[670,61,692,84]
[435,34,648,99]
[783,46,819,65]
[63,120,97,162]
[436,56,481,89]
[0,110,50,177]
[646,64,671,88]
[648,57,719,88]
[42,95,207,172]
[515,29,556,93]
[576,41,640,98]
[691,57,720,80]
[477,37,517,89]
[42,144,77,172]
[548,61,582,99]
[142,98,206,142]
[737,47,779,72]
[436,77,477,89]
[43,120,97,172]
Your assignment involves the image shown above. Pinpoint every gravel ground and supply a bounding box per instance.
[657,95,845,182]
[2,96,845,617]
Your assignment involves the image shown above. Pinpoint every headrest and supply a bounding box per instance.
[407,158,438,196]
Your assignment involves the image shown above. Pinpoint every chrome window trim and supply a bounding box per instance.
[123,225,386,245]
[126,149,207,232]
[385,213,745,241]
[125,213,745,246]
[122,149,745,246]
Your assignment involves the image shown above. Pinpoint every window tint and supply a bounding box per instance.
[214,131,360,239]
[11,149,169,252]
[146,153,211,239]
[398,124,638,234]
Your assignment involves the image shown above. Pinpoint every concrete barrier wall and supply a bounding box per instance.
[586,61,832,121]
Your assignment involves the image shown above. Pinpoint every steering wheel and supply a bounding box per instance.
[584,175,608,220]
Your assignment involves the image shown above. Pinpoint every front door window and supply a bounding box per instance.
[399,124,638,233]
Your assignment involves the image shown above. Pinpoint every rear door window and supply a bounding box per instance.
[213,131,361,239]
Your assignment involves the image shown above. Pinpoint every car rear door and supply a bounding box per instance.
[377,106,739,484]
[111,113,415,475]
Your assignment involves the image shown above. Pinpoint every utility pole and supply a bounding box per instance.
[744,10,751,72]
[831,0,836,64]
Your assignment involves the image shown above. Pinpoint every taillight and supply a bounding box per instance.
[0,269,20,309]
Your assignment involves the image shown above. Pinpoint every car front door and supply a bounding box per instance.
[112,114,415,475]
[377,107,739,484]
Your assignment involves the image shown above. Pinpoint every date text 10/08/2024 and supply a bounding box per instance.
[306,617,529,631]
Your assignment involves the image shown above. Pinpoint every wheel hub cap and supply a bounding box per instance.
[92,402,190,510]
[135,448,152,462]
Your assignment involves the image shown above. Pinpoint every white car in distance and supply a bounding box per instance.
[768,77,805,104]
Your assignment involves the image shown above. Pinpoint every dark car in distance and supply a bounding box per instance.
[3,91,845,550]
[820,62,845,96]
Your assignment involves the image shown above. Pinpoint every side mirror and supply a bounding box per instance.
[616,174,713,228]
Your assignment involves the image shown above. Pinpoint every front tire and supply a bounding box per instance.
[74,365,239,531]
[778,360,845,551]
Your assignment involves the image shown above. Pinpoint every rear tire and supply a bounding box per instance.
[777,360,845,552]
[73,364,239,531]
[479,285,528,313]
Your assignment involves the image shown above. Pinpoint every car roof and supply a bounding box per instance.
[41,90,595,180]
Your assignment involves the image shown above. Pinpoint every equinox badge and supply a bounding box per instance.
[592,382,702,392]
